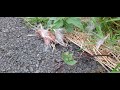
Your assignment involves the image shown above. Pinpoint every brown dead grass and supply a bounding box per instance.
[65,29,120,72]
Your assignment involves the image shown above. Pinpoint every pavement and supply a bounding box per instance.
[0,17,106,73]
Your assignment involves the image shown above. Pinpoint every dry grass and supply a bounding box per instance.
[65,30,120,72]
[23,17,120,72]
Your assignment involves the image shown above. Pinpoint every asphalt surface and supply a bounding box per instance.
[0,17,106,73]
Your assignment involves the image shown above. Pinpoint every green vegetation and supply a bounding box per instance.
[23,17,120,71]
[62,52,77,65]
[111,63,120,73]
[24,17,84,32]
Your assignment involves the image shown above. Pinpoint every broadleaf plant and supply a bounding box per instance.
[24,17,84,33]
[52,19,64,29]
[48,17,84,32]
[62,52,77,65]
[66,17,84,31]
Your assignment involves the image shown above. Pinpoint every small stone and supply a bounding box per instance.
[37,54,40,57]
[36,63,39,67]
[35,70,40,73]
[29,66,34,72]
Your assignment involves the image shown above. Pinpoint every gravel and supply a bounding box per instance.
[0,17,106,73]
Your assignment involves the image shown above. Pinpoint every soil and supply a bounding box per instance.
[0,17,107,73]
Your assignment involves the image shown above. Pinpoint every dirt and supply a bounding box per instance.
[0,17,107,73]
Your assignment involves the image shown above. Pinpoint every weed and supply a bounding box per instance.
[23,17,120,70]
[24,17,84,32]
[62,52,77,65]
[111,63,120,73]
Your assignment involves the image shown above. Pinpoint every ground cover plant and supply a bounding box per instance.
[23,17,120,72]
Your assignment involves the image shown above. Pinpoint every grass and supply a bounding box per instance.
[23,17,120,72]
[86,17,120,72]
[111,63,120,72]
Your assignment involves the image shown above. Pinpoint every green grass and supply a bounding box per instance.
[23,17,120,71]
[62,52,77,65]
[111,63,120,73]
[23,17,84,32]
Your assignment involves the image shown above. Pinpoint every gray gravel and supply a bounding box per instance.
[0,17,106,73]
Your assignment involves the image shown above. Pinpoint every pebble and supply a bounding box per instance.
[35,70,40,73]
